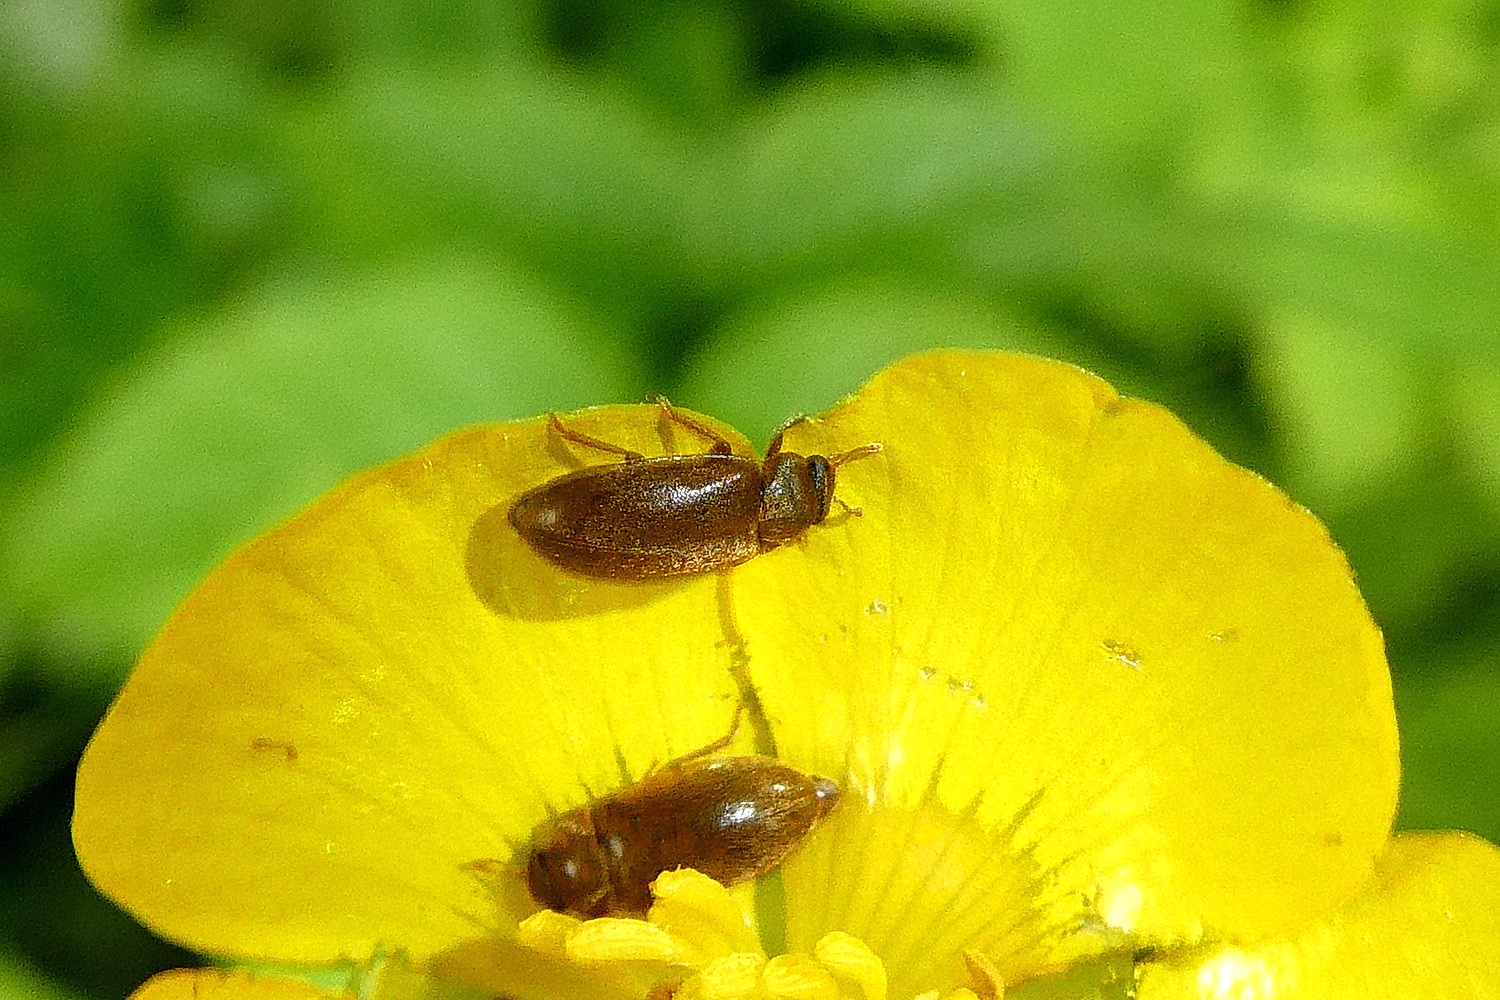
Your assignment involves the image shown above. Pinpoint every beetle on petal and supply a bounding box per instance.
[526,754,841,918]
[509,401,881,580]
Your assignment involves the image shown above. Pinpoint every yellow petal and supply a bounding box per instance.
[731,351,1397,990]
[129,970,337,1000]
[76,348,1403,1000]
[74,409,752,964]
[1137,831,1500,999]
[434,935,640,1000]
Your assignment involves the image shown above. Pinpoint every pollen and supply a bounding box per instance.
[516,869,1002,1000]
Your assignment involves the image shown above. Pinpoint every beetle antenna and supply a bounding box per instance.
[765,413,809,461]
[830,442,882,467]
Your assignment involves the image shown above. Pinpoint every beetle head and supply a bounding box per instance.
[813,775,841,818]
[526,814,609,916]
[759,454,831,546]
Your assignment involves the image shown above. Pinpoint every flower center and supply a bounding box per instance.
[515,869,1002,1000]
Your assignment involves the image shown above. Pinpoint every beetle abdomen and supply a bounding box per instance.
[510,455,763,579]
[589,757,839,914]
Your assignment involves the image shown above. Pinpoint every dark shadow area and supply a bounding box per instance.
[0,760,196,1000]
[465,501,685,621]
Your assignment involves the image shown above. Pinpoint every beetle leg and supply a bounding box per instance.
[644,704,745,778]
[765,413,809,461]
[830,496,865,518]
[459,857,509,882]
[692,701,745,757]
[655,397,733,456]
[547,413,645,462]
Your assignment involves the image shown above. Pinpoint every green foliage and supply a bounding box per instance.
[1,0,1497,995]
[678,273,1077,443]
[0,949,88,1000]
[1,257,637,668]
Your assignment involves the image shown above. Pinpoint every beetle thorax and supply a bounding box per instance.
[758,453,832,547]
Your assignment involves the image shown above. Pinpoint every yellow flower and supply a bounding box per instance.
[73,351,1499,1000]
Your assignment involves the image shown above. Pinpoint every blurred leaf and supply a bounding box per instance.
[293,64,693,324]
[1252,311,1428,513]
[676,273,1080,444]
[0,949,86,1000]
[0,254,641,673]
[690,71,1050,295]
[1396,653,1500,844]
[981,0,1251,140]
[138,0,546,75]
[590,1,751,123]
[0,0,120,93]
[1329,465,1500,642]
[110,42,293,262]
[1177,4,1500,359]
[0,669,99,812]
[1243,0,1500,241]
[960,153,1249,356]
[819,0,1250,141]
[0,606,13,688]
[0,40,292,486]
[336,0,543,63]
[1213,211,1500,358]
[1449,354,1500,519]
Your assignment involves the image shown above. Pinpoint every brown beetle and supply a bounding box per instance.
[525,738,841,918]
[509,401,881,579]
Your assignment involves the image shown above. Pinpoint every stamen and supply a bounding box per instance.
[815,933,887,1000]
[514,869,996,1000]
[516,909,583,957]
[681,953,766,1000]
[762,954,839,1000]
[648,868,761,959]
[567,919,686,964]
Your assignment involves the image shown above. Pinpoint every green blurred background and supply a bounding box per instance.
[2,0,1498,996]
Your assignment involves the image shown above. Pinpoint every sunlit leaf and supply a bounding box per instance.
[0,255,639,669]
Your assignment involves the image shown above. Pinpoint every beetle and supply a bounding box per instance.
[509,400,881,579]
[525,735,841,918]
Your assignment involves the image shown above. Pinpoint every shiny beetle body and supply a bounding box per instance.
[509,402,880,580]
[526,755,841,918]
